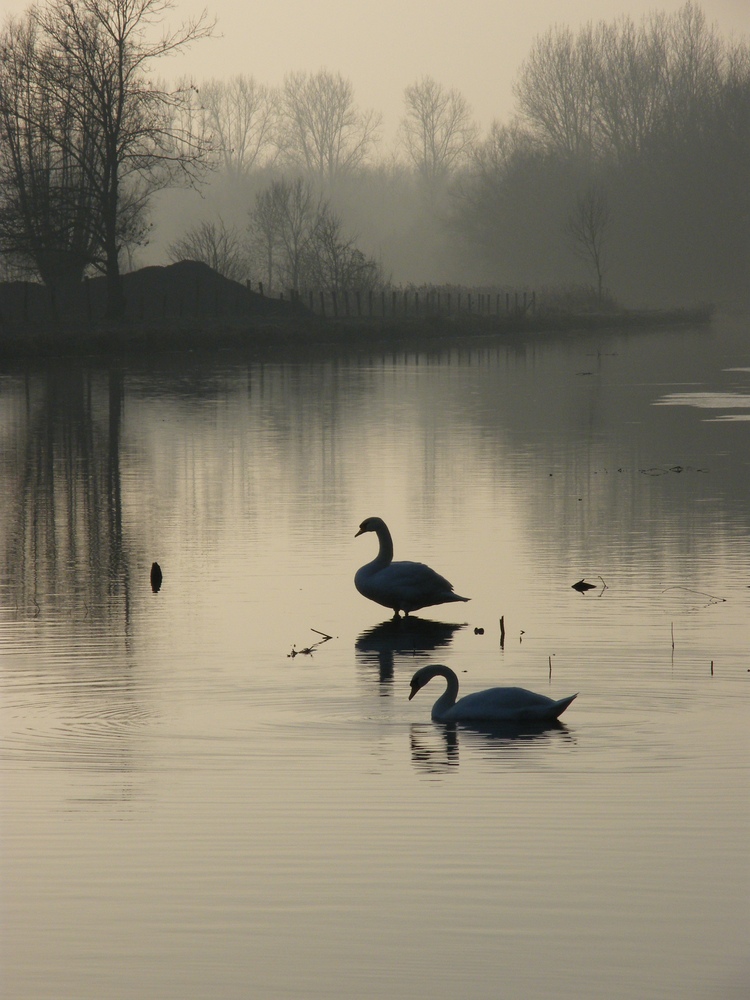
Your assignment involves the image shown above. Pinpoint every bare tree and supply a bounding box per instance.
[248,176,380,294]
[168,218,250,281]
[248,176,320,291]
[399,76,478,181]
[660,2,724,141]
[32,0,215,318]
[0,14,100,288]
[280,70,381,179]
[306,205,380,294]
[199,75,281,180]
[593,15,668,161]
[514,24,600,158]
[248,183,283,292]
[566,183,610,300]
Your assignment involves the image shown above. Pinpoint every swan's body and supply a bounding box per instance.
[354,517,469,617]
[409,664,578,723]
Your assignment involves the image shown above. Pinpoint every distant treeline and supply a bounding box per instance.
[154,2,749,309]
[0,1,747,320]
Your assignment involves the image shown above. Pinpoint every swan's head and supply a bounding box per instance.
[408,667,431,700]
[409,664,453,700]
[355,516,384,537]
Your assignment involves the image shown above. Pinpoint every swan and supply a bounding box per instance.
[355,517,469,617]
[409,664,578,723]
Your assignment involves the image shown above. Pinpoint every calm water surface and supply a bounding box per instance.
[1,318,749,1000]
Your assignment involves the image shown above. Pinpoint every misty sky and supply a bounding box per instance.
[5,0,747,141]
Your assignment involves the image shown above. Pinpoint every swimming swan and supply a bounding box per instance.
[409,664,578,723]
[355,517,469,617]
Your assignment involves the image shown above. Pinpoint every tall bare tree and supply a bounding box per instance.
[514,24,600,158]
[31,0,215,318]
[280,70,381,180]
[593,15,668,161]
[399,76,478,182]
[199,75,281,180]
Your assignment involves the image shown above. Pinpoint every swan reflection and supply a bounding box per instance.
[355,616,466,683]
[409,719,575,773]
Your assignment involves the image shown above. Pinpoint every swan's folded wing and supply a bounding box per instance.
[388,560,457,593]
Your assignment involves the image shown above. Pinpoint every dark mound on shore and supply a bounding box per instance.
[0,260,306,332]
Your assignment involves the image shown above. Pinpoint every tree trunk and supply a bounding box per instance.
[104,256,126,319]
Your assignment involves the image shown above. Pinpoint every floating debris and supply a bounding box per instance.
[572,576,607,595]
[288,628,333,658]
[150,562,163,593]
[661,586,726,611]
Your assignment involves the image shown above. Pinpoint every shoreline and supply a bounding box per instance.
[0,303,715,362]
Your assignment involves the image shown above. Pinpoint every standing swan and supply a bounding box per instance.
[409,664,578,723]
[354,517,469,617]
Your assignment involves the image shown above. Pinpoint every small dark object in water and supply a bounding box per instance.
[474,627,484,635]
[572,579,596,593]
[150,562,163,593]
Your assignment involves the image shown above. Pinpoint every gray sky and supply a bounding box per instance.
[3,0,748,140]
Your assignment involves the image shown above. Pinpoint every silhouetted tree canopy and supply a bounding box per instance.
[0,0,215,318]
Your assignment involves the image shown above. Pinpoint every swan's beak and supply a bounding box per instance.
[354,527,364,537]
[408,685,418,700]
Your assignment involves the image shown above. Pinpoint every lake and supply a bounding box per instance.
[1,316,748,1000]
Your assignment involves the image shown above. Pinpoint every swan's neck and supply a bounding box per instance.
[371,522,394,569]
[427,666,459,720]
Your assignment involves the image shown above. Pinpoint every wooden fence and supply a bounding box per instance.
[274,285,537,320]
[0,272,536,330]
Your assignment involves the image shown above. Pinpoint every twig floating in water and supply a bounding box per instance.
[288,629,333,658]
